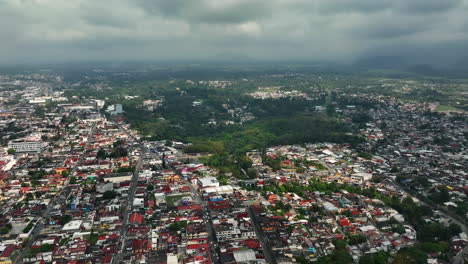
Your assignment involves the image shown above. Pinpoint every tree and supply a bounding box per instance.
[102,190,117,200]
[61,170,69,178]
[217,175,228,185]
[358,152,372,160]
[39,243,54,252]
[237,155,253,170]
[168,221,187,233]
[429,188,450,204]
[392,253,412,264]
[0,223,12,234]
[392,224,405,234]
[88,231,98,245]
[348,235,367,245]
[23,222,34,233]
[247,168,257,178]
[97,149,107,159]
[264,157,281,171]
[59,215,72,225]
[333,239,347,250]
[7,148,16,155]
[359,255,376,264]
[25,193,34,201]
[448,223,462,237]
[69,176,77,184]
[326,105,336,116]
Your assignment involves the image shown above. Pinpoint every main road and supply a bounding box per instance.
[390,179,468,264]
[15,122,96,263]
[247,206,277,264]
[176,173,220,264]
[111,118,147,264]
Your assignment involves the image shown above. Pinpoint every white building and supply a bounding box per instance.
[8,139,43,152]
[62,220,83,232]
[166,254,178,264]
[103,172,132,183]
[106,104,123,115]
[198,176,219,188]
[234,249,257,263]
[351,172,373,183]
[204,185,234,194]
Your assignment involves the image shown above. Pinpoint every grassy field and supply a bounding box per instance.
[435,105,461,112]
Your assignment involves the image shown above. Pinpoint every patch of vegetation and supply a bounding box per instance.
[23,222,34,233]
[102,190,118,200]
[435,105,460,112]
[168,221,187,233]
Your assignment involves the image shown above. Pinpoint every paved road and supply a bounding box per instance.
[111,120,147,264]
[173,168,220,263]
[392,180,468,264]
[112,146,146,264]
[111,117,220,263]
[15,122,96,263]
[247,206,277,264]
[392,180,467,232]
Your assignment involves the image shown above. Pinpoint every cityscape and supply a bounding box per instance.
[0,69,466,264]
[1,0,468,263]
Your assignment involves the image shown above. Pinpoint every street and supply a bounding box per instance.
[14,122,96,263]
[112,121,147,264]
[247,206,277,264]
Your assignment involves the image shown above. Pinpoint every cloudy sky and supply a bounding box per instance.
[1,0,468,64]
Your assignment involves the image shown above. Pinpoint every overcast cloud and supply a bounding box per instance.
[1,0,468,64]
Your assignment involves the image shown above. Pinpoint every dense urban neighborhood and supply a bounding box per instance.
[0,69,466,264]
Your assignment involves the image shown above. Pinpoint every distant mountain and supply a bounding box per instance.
[352,54,468,78]
[354,56,410,69]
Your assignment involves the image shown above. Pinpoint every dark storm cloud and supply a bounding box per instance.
[138,0,272,24]
[394,0,463,14]
[364,24,429,39]
[0,0,467,64]
[314,0,391,14]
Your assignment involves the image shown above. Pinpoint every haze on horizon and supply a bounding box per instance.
[1,0,468,66]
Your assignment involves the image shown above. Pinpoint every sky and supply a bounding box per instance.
[1,0,468,65]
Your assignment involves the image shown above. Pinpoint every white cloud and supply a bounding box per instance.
[237,22,261,36]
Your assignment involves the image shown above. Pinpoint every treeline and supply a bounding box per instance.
[182,115,363,180]
[180,115,362,155]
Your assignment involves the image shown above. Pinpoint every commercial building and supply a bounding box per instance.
[8,139,43,153]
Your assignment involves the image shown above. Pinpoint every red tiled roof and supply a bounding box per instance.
[177,204,202,211]
[0,244,16,258]
[129,213,143,224]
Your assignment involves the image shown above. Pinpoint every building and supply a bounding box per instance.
[62,220,83,232]
[103,172,132,183]
[8,139,43,153]
[0,245,17,264]
[233,249,257,263]
[167,253,178,264]
[204,185,234,195]
[106,104,123,115]
[198,176,219,188]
